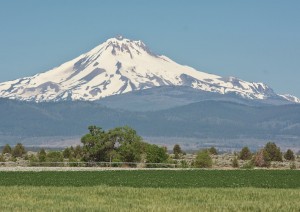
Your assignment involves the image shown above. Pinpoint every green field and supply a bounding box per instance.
[1,170,300,211]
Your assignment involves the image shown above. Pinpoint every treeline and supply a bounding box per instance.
[0,126,169,165]
[237,142,296,168]
[0,126,298,169]
[170,142,297,169]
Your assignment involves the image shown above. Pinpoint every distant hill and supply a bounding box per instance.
[97,86,293,112]
[1,98,300,149]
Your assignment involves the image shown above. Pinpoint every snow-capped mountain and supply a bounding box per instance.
[0,36,299,103]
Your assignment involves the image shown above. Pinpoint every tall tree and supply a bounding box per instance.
[2,144,12,154]
[12,143,26,158]
[264,142,282,161]
[173,144,182,159]
[38,148,47,162]
[81,126,144,162]
[239,147,252,160]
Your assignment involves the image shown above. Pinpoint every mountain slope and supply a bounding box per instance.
[97,86,296,112]
[0,36,298,103]
[1,99,300,149]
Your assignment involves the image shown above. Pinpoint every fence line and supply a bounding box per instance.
[0,161,177,168]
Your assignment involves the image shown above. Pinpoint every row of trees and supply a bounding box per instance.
[2,143,26,157]
[238,142,296,167]
[0,127,297,169]
[172,142,297,168]
[0,126,169,165]
[80,126,168,164]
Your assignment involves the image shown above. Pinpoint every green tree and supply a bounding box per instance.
[264,142,282,161]
[46,151,63,163]
[28,154,38,166]
[208,147,218,155]
[81,126,144,162]
[195,150,212,168]
[2,144,12,154]
[81,126,108,161]
[12,143,26,158]
[239,147,252,160]
[74,145,83,159]
[118,140,144,162]
[38,148,47,162]
[173,144,182,159]
[63,147,71,159]
[284,149,295,161]
[145,144,168,163]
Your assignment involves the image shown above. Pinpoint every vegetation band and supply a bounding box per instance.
[1,170,300,188]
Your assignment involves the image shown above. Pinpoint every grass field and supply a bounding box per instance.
[0,170,300,211]
[1,170,300,188]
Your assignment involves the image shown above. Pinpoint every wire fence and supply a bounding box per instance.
[0,161,177,168]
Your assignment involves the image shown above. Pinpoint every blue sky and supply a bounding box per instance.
[0,0,299,96]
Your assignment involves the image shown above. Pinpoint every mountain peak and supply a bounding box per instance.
[115,35,124,40]
[0,37,298,103]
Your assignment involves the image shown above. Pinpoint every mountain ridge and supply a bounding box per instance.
[0,36,299,103]
[1,98,300,149]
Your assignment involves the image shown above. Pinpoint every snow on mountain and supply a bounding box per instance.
[0,35,298,103]
[279,94,300,103]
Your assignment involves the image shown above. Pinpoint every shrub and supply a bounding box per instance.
[12,143,26,158]
[38,149,47,162]
[239,147,252,160]
[290,162,297,170]
[46,151,63,166]
[232,157,239,168]
[180,160,189,168]
[145,144,168,163]
[63,148,71,159]
[290,162,297,169]
[0,154,5,162]
[73,145,83,159]
[2,144,12,154]
[28,155,39,166]
[254,149,271,167]
[195,150,212,168]
[284,149,295,161]
[241,161,254,169]
[208,147,218,155]
[264,142,282,162]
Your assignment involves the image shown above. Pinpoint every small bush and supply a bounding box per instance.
[208,147,218,155]
[284,149,295,161]
[239,147,252,160]
[180,160,189,168]
[254,149,271,167]
[38,149,47,162]
[2,144,12,154]
[0,154,5,162]
[241,161,254,169]
[232,157,239,168]
[290,162,297,170]
[12,143,26,158]
[28,155,39,166]
[46,151,63,166]
[195,150,212,168]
